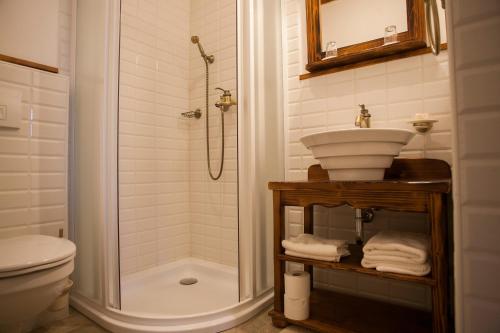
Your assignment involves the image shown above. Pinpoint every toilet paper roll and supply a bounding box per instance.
[284,271,310,299]
[284,294,309,321]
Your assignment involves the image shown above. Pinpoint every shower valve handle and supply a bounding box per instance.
[215,87,236,111]
[215,87,231,96]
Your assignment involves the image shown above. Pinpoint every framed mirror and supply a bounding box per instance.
[305,0,427,73]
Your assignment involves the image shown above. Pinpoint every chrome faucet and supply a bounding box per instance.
[215,87,237,112]
[355,104,371,128]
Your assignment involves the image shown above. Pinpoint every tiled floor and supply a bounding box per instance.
[32,308,108,333]
[33,306,311,333]
[221,307,311,333]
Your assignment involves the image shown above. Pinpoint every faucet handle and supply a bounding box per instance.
[359,104,368,114]
[215,87,230,96]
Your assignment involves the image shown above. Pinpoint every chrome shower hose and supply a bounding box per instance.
[203,59,224,180]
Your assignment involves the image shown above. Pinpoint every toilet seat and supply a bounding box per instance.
[0,235,76,278]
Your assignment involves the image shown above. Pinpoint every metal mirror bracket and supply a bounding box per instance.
[425,0,441,55]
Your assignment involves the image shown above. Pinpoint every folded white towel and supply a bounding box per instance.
[282,233,349,257]
[362,230,430,264]
[361,257,431,276]
[285,249,350,262]
[363,253,424,265]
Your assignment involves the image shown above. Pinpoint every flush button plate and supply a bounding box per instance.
[0,89,22,129]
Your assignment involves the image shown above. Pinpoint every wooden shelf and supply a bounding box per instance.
[268,179,451,193]
[279,245,435,286]
[270,289,432,333]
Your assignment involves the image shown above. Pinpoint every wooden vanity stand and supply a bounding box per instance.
[269,159,452,333]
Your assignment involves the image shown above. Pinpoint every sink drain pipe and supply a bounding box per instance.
[354,208,375,245]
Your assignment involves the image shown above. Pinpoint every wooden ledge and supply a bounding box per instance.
[270,159,451,193]
[268,179,451,193]
[0,54,58,73]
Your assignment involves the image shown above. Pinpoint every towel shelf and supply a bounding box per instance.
[270,289,432,333]
[279,244,436,286]
[269,159,452,333]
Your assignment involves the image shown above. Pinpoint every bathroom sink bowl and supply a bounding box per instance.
[300,128,415,181]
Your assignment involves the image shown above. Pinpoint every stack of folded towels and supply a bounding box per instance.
[282,233,350,262]
[361,230,431,276]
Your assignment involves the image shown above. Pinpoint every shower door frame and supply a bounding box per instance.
[103,0,122,309]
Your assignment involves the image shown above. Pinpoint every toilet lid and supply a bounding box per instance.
[0,235,76,273]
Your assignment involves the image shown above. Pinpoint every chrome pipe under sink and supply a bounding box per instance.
[354,208,375,244]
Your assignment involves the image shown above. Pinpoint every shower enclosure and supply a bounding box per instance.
[69,0,283,332]
[118,0,239,315]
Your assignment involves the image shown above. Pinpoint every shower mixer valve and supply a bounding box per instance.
[215,87,237,112]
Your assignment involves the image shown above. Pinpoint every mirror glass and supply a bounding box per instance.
[320,0,408,50]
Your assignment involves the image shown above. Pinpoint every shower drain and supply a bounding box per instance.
[179,277,198,285]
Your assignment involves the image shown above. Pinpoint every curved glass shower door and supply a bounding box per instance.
[117,0,239,315]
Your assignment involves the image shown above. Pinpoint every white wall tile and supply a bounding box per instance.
[0,61,69,239]
[461,161,500,205]
[463,298,500,333]
[456,65,500,114]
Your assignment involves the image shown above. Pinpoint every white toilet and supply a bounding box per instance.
[0,235,76,332]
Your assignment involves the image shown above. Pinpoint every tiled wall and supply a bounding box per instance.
[118,0,238,276]
[0,61,69,239]
[118,0,192,275]
[447,1,500,331]
[282,0,453,309]
[189,0,238,267]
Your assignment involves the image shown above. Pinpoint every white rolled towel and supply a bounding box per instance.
[361,257,431,276]
[282,233,349,258]
[362,230,430,264]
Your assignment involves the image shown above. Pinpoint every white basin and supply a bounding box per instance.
[300,128,415,181]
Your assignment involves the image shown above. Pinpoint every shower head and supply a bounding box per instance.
[190,35,214,64]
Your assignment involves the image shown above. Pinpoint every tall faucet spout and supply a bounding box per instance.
[355,115,362,127]
[355,104,371,128]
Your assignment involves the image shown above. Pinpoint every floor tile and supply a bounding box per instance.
[38,305,311,333]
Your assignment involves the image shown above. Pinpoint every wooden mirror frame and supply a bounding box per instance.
[306,0,427,73]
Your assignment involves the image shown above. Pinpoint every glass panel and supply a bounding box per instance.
[118,0,239,315]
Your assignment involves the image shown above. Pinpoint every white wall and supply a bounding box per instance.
[189,0,239,267]
[0,0,60,68]
[118,0,192,275]
[282,0,453,309]
[447,0,500,332]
